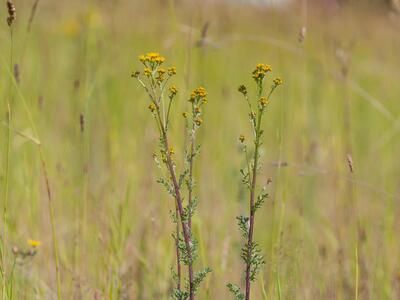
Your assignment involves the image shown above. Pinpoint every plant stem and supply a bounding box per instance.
[188,133,195,230]
[164,134,195,300]
[2,26,14,300]
[245,104,264,300]
[174,203,182,291]
[38,147,62,300]
[156,109,195,300]
[2,103,11,300]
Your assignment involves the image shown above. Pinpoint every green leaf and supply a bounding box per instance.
[227,283,245,300]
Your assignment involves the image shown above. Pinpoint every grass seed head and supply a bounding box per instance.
[6,0,16,27]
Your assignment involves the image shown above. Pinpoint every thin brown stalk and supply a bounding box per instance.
[245,108,263,300]
[174,203,182,291]
[38,147,62,300]
[187,132,195,230]
[159,120,195,300]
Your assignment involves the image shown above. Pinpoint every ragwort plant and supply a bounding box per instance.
[228,64,282,300]
[132,52,211,300]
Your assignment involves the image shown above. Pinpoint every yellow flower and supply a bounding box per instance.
[194,107,201,114]
[27,239,41,248]
[189,87,207,102]
[239,134,245,143]
[259,97,269,107]
[157,68,166,75]
[148,103,157,112]
[147,52,165,63]
[169,85,178,97]
[168,67,177,75]
[194,87,207,98]
[144,67,151,77]
[252,63,271,82]
[273,77,283,86]
[139,55,146,62]
[182,112,188,118]
[138,52,166,66]
[169,147,175,155]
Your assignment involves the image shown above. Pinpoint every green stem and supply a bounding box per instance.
[155,109,195,300]
[245,81,267,300]
[2,103,11,300]
[38,147,62,300]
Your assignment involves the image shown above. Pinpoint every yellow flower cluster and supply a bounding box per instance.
[139,52,166,65]
[144,67,151,77]
[156,68,166,82]
[148,103,157,112]
[273,77,283,86]
[252,63,271,82]
[168,67,177,75]
[169,85,178,97]
[259,97,269,107]
[132,53,177,82]
[189,87,207,103]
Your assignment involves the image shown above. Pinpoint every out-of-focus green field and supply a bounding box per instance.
[1,0,400,299]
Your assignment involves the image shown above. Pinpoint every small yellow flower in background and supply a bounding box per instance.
[239,134,245,143]
[169,85,178,97]
[182,112,188,118]
[169,147,175,155]
[62,19,80,37]
[168,67,177,75]
[148,103,157,112]
[259,97,269,107]
[27,239,41,248]
[194,107,201,114]
[273,78,283,86]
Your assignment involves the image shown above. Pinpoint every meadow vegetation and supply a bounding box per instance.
[0,0,400,299]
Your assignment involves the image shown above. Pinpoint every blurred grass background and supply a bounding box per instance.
[0,0,400,299]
